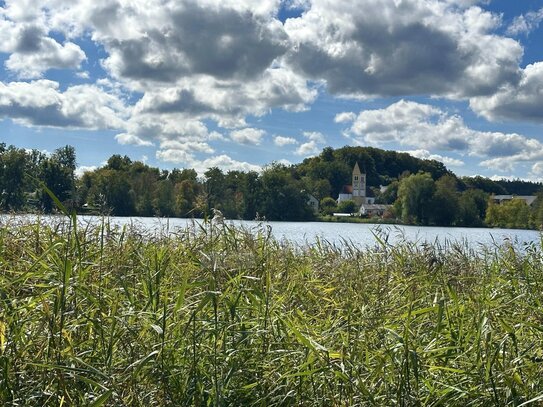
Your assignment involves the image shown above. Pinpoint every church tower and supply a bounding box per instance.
[351,162,366,205]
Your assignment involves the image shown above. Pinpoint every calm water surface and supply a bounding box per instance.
[5,214,540,249]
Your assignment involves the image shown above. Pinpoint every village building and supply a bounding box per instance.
[337,162,375,205]
[492,195,537,206]
[337,162,392,217]
[307,194,319,214]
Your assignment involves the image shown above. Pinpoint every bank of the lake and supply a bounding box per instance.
[1,216,543,405]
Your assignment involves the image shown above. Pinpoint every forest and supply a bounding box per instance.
[1,142,543,228]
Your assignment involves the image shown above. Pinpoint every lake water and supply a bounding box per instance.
[4,214,540,250]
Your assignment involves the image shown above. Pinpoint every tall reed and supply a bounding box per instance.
[0,215,542,405]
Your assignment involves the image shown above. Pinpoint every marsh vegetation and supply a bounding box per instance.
[1,215,543,405]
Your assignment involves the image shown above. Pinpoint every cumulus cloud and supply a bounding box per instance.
[230,128,266,145]
[284,0,522,98]
[75,165,98,178]
[401,149,465,167]
[334,112,356,123]
[101,2,288,84]
[295,131,326,156]
[117,114,220,162]
[156,149,261,174]
[274,136,297,147]
[0,80,127,129]
[470,63,543,123]
[0,5,85,78]
[340,100,543,172]
[132,66,317,126]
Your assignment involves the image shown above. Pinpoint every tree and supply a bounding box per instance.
[38,146,77,212]
[203,167,225,215]
[153,179,175,216]
[430,175,460,226]
[396,172,435,224]
[485,198,531,229]
[337,200,357,214]
[258,164,314,221]
[320,197,337,216]
[531,193,543,229]
[0,146,28,211]
[457,189,488,227]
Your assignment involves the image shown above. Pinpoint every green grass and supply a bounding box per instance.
[1,215,543,406]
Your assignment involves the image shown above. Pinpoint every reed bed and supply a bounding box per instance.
[0,215,543,406]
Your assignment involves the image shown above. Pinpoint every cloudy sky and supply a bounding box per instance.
[1,0,543,180]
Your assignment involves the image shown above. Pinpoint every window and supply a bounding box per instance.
[354,176,359,181]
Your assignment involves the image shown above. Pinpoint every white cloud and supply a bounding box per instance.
[470,63,543,123]
[295,140,321,157]
[274,136,297,147]
[0,6,86,78]
[230,128,266,145]
[115,133,154,147]
[5,37,85,78]
[294,131,326,157]
[402,149,465,167]
[342,100,543,172]
[334,112,356,123]
[156,149,261,174]
[0,80,128,129]
[1,0,542,179]
[507,8,543,36]
[156,148,194,165]
[303,131,326,143]
[284,0,522,98]
[75,165,97,178]
[195,154,261,173]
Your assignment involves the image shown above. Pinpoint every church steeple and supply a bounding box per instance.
[352,162,366,205]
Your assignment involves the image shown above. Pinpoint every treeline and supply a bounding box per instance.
[1,143,542,227]
[386,172,543,229]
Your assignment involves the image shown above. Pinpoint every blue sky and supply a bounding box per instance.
[1,0,543,180]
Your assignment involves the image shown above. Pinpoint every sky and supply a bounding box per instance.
[1,0,543,181]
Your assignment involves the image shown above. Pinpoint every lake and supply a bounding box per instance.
[4,214,540,250]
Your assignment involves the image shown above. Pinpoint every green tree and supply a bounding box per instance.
[485,198,531,229]
[457,189,488,227]
[39,146,77,212]
[531,193,543,229]
[0,145,28,211]
[258,163,314,221]
[430,175,460,226]
[153,179,175,216]
[337,200,357,214]
[320,197,337,216]
[396,172,435,224]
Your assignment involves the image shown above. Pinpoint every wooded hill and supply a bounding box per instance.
[298,146,542,198]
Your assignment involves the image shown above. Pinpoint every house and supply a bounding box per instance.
[337,162,375,205]
[307,194,319,214]
[492,195,537,206]
[358,204,391,217]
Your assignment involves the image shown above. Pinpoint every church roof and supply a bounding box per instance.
[340,185,353,194]
[353,162,361,174]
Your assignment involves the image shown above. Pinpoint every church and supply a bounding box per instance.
[337,162,375,206]
[336,162,391,217]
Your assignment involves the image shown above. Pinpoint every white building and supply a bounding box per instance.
[337,162,375,205]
